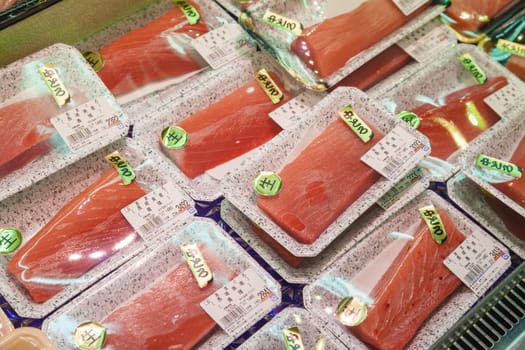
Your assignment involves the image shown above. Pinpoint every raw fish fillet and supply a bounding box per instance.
[410,76,507,160]
[161,71,291,179]
[0,90,87,178]
[350,210,466,350]
[506,54,525,81]
[102,246,236,350]
[7,168,146,303]
[257,118,384,245]
[492,135,525,209]
[97,1,209,96]
[331,45,412,91]
[444,0,515,33]
[290,0,431,78]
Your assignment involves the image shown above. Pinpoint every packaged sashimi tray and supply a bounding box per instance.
[135,50,322,202]
[76,0,253,106]
[237,0,447,90]
[448,172,525,259]
[0,307,57,350]
[370,43,525,182]
[0,138,195,318]
[222,87,431,257]
[303,190,513,350]
[220,163,429,284]
[237,306,347,349]
[42,217,282,350]
[0,43,129,202]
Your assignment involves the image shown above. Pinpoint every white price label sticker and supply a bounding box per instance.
[484,83,525,119]
[361,124,430,181]
[192,23,255,70]
[121,181,196,240]
[201,268,279,336]
[397,21,456,63]
[269,90,324,130]
[376,165,426,209]
[392,0,428,16]
[50,96,126,152]
[444,232,511,297]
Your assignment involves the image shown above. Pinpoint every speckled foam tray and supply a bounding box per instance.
[237,307,347,349]
[0,138,195,319]
[239,0,445,90]
[221,87,430,257]
[0,43,128,202]
[42,217,282,350]
[303,190,487,350]
[461,115,525,219]
[370,43,525,182]
[133,50,308,202]
[75,0,240,106]
[220,169,429,284]
[447,172,525,258]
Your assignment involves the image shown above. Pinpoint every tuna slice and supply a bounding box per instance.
[330,45,412,91]
[161,71,291,179]
[290,0,431,78]
[257,117,384,245]
[492,135,525,209]
[0,89,87,178]
[7,168,146,303]
[506,55,525,81]
[444,0,515,33]
[350,209,466,350]
[102,246,236,350]
[410,76,507,160]
[97,1,209,96]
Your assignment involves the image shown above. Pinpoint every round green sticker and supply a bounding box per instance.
[82,51,105,72]
[0,228,22,254]
[254,172,282,196]
[73,322,107,350]
[336,296,368,327]
[397,111,420,129]
[161,126,188,149]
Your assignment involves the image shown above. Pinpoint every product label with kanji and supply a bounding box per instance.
[484,83,525,119]
[397,20,456,63]
[392,0,428,16]
[201,268,279,336]
[269,90,323,130]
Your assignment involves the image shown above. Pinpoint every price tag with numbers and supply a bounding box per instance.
[201,267,279,336]
[484,83,525,119]
[397,20,456,63]
[192,23,255,70]
[392,0,428,16]
[51,96,126,152]
[444,231,511,296]
[269,90,324,130]
[121,181,196,240]
[361,124,430,181]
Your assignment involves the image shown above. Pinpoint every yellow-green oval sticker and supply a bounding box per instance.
[0,228,22,254]
[254,171,282,196]
[161,126,188,149]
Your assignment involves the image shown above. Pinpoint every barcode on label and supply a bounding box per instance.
[381,157,403,177]
[67,127,92,144]
[138,214,165,235]
[464,263,485,286]
[208,47,227,63]
[220,304,246,325]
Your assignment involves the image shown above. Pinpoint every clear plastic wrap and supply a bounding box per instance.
[0,43,129,202]
[0,138,194,318]
[222,87,430,257]
[42,218,281,350]
[304,190,493,350]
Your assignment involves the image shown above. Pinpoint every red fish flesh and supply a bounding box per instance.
[161,71,291,179]
[410,76,507,160]
[0,0,18,12]
[492,135,525,210]
[97,1,209,96]
[506,55,525,81]
[330,45,412,91]
[350,209,466,350]
[102,245,236,350]
[444,0,515,33]
[7,168,146,303]
[257,117,384,245]
[0,90,87,178]
[290,0,431,78]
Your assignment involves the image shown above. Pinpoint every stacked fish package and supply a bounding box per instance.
[222,87,431,269]
[303,190,514,350]
[0,138,195,318]
[135,50,315,202]
[237,0,447,90]
[0,43,129,202]
[370,43,525,182]
[42,218,281,350]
